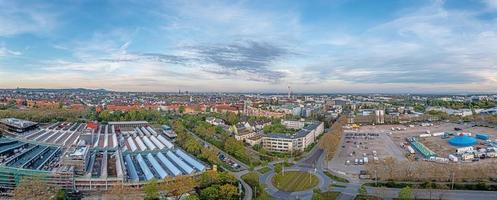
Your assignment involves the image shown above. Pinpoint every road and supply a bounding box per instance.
[185,128,249,171]
[184,128,252,200]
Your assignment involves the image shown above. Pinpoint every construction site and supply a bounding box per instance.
[0,119,208,195]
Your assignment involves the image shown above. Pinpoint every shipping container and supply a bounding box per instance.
[420,133,431,138]
[432,132,444,137]
[456,146,473,154]
[476,133,489,140]
[449,154,458,162]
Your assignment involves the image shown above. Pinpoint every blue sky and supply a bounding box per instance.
[1,0,497,93]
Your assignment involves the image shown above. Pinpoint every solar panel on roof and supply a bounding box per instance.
[156,152,182,176]
[175,149,206,171]
[146,153,168,179]
[134,137,147,151]
[124,154,139,182]
[150,136,165,149]
[166,151,194,174]
[142,137,157,150]
[136,154,154,181]
[158,135,174,149]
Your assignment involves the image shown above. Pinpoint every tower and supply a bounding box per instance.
[287,85,292,99]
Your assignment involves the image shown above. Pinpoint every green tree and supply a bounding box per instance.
[185,195,200,200]
[200,186,220,200]
[274,164,282,174]
[184,138,202,154]
[225,112,238,125]
[311,189,323,200]
[179,105,185,113]
[358,185,368,195]
[200,147,220,165]
[143,179,160,200]
[220,184,238,200]
[398,186,413,200]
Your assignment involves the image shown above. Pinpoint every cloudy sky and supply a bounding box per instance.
[1,0,497,93]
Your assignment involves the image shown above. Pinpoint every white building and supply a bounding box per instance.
[262,122,324,152]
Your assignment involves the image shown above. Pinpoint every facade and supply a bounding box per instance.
[262,122,324,152]
[282,120,305,129]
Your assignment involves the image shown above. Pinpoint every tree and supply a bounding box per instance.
[274,163,282,174]
[358,185,368,195]
[200,186,220,200]
[398,186,413,200]
[13,177,59,200]
[225,112,238,125]
[161,176,197,200]
[184,194,200,200]
[143,179,160,200]
[311,189,323,200]
[219,184,238,200]
[184,138,202,154]
[200,147,220,164]
[179,105,185,113]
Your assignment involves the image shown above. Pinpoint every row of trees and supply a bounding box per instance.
[92,108,170,125]
[320,116,346,160]
[171,120,221,166]
[365,157,497,182]
[0,108,87,123]
[426,99,497,110]
[176,115,256,166]
[105,170,239,200]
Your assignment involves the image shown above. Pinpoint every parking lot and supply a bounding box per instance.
[328,127,407,175]
[328,122,497,176]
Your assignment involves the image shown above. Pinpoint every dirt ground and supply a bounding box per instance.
[359,122,497,160]
[328,122,497,177]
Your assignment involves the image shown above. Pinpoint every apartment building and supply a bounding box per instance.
[262,122,324,153]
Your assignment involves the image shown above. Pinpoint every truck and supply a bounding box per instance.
[354,159,358,165]
[363,157,369,164]
[359,159,364,165]
[407,146,415,154]
[449,154,458,162]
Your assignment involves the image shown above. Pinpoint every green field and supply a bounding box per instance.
[272,171,319,192]
[322,191,341,200]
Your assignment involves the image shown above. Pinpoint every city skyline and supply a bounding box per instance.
[1,0,497,93]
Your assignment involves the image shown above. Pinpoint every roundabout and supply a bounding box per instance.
[271,171,319,192]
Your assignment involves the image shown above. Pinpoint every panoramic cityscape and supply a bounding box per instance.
[1,0,497,200]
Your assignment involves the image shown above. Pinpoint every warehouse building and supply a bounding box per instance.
[0,120,208,195]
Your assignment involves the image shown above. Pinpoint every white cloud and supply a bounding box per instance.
[0,1,58,36]
[0,46,21,57]
[483,0,497,10]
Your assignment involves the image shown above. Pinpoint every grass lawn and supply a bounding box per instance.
[258,167,271,174]
[324,171,350,183]
[322,191,341,200]
[272,171,319,192]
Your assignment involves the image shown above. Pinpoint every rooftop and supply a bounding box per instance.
[0,118,38,129]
